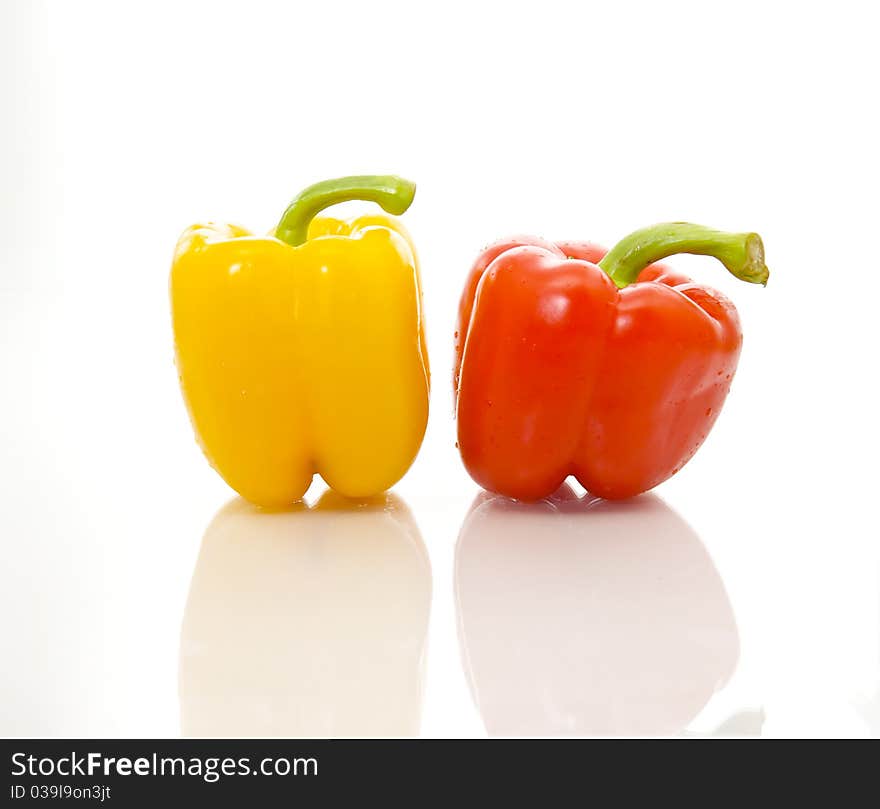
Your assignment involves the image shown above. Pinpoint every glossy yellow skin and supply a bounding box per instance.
[171,214,429,506]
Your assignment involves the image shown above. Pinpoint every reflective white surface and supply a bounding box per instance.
[2,0,879,738]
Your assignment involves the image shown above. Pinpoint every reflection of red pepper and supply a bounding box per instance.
[455,484,739,735]
[454,223,769,501]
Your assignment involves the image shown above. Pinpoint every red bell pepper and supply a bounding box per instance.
[454,223,769,501]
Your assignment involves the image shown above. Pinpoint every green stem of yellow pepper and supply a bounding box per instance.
[275,175,416,247]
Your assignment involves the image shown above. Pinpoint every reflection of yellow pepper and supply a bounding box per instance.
[170,176,429,506]
[180,491,431,736]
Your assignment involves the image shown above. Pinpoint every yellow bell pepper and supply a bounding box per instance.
[170,175,429,507]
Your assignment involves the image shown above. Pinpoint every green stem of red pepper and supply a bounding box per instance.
[275,175,416,247]
[598,222,770,289]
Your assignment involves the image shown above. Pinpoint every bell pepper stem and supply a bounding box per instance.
[275,175,416,247]
[598,222,769,289]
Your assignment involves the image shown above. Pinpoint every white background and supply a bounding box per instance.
[2,0,878,737]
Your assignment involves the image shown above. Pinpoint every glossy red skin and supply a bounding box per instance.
[454,237,742,501]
